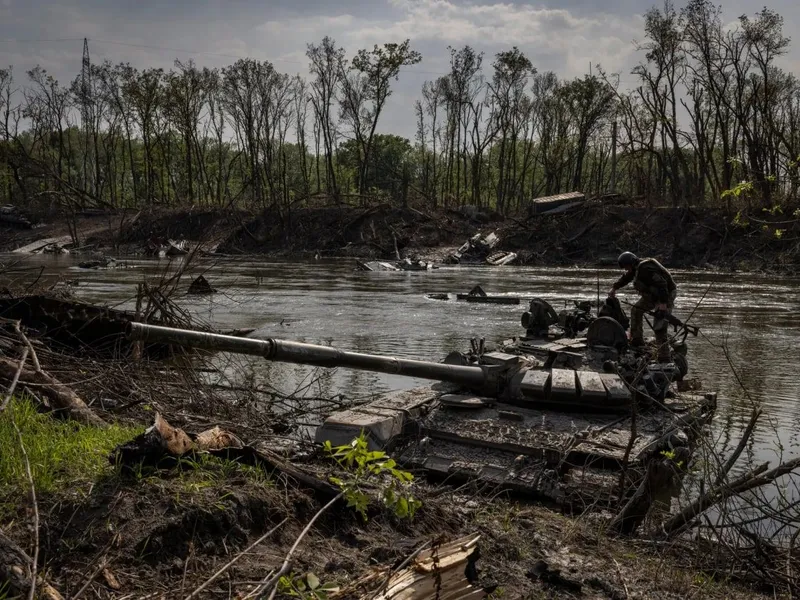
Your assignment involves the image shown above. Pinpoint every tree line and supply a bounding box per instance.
[1,0,798,218]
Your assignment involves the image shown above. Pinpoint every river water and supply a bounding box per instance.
[3,253,800,474]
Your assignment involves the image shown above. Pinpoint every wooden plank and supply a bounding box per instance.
[576,371,608,401]
[517,369,550,399]
[599,373,632,402]
[550,368,577,400]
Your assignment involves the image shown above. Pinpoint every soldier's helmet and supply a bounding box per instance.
[617,251,639,268]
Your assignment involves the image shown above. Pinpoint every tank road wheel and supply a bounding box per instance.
[586,316,628,349]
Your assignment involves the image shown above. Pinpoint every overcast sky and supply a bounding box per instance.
[1,0,799,138]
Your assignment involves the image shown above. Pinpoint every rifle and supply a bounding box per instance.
[618,299,700,337]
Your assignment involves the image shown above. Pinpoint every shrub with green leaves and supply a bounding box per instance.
[323,432,421,521]
[278,572,339,600]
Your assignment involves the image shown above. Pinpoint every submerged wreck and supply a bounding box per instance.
[445,231,517,265]
[356,258,435,272]
[126,297,714,517]
[427,284,521,305]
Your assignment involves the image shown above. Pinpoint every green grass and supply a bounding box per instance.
[0,396,142,514]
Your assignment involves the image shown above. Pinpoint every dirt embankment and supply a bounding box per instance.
[2,202,799,273]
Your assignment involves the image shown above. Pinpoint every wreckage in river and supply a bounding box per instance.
[126,297,716,514]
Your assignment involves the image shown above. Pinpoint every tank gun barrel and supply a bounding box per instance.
[126,322,488,387]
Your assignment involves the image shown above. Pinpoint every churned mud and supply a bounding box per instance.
[2,200,799,274]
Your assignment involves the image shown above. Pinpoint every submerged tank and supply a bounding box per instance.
[127,299,715,512]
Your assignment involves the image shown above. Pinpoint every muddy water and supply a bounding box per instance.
[3,253,800,471]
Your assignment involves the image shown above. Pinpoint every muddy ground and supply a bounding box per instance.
[2,200,799,273]
[0,396,771,600]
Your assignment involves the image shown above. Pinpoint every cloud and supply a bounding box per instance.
[254,0,643,80]
[2,0,799,138]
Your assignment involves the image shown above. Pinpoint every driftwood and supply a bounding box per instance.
[0,530,63,600]
[110,414,340,499]
[0,356,107,427]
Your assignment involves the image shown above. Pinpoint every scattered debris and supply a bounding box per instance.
[0,204,32,229]
[40,242,69,255]
[445,231,516,265]
[357,258,435,272]
[144,237,190,257]
[78,256,117,269]
[485,250,517,265]
[357,260,401,272]
[0,355,107,427]
[426,285,521,304]
[187,274,217,295]
[11,236,74,254]
[445,231,500,264]
[0,530,64,600]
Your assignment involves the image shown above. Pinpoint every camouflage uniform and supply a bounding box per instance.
[611,257,677,360]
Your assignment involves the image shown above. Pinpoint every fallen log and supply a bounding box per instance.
[0,356,107,427]
[0,530,63,600]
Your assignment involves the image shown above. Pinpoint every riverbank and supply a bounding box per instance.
[2,201,799,274]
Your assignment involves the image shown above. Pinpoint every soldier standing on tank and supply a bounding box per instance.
[608,252,677,362]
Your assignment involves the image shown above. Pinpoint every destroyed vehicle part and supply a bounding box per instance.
[558,308,593,338]
[188,275,217,294]
[457,293,520,305]
[672,352,688,379]
[586,317,628,350]
[599,296,630,331]
[521,298,561,335]
[486,251,517,266]
[640,363,682,401]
